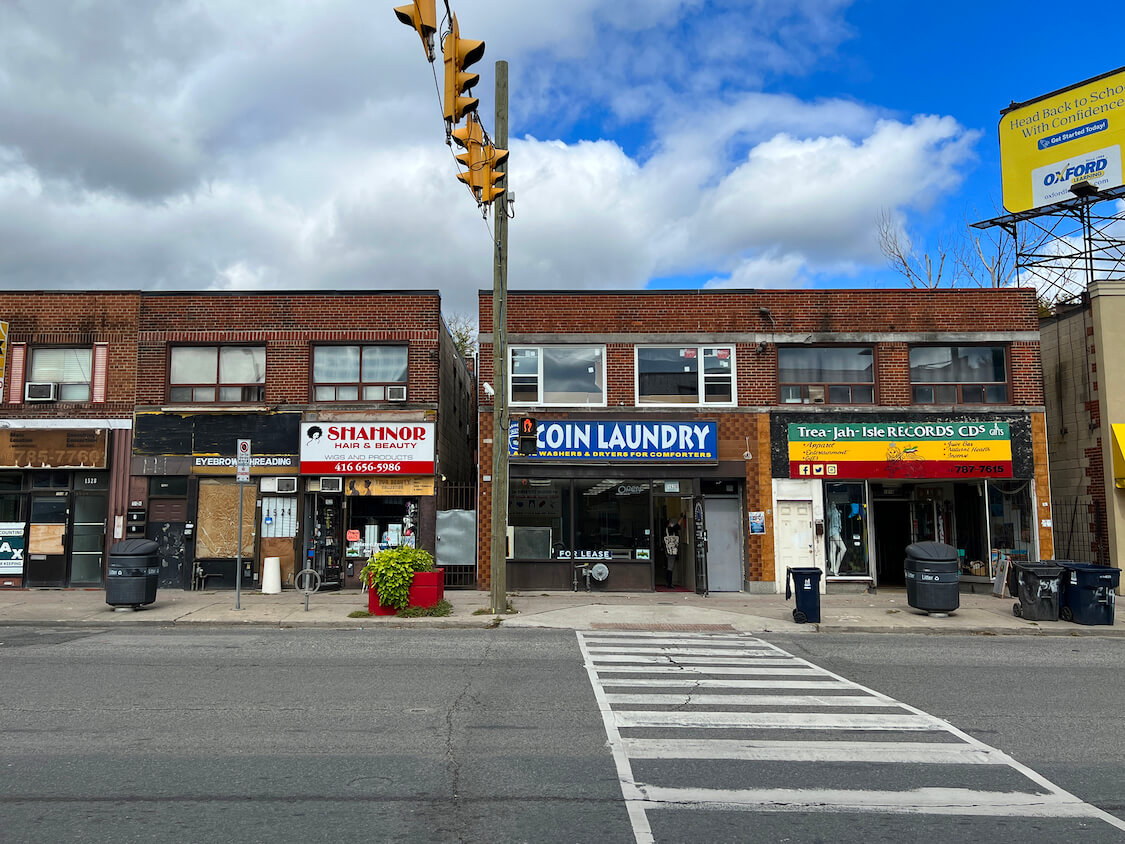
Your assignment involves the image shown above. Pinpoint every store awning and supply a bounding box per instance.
[1114,424,1125,489]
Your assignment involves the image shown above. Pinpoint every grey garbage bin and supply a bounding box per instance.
[106,539,160,608]
[904,541,959,614]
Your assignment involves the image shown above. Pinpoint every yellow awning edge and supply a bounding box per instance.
[1113,424,1125,489]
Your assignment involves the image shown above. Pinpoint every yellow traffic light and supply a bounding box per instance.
[393,0,437,62]
[452,116,487,195]
[479,144,508,203]
[442,14,485,126]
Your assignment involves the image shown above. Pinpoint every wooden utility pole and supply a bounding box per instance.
[489,59,509,614]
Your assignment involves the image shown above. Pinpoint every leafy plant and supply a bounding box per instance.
[359,547,437,610]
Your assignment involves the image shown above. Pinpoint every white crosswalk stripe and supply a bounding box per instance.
[578,631,1125,844]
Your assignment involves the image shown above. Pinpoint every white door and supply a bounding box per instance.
[705,498,743,592]
[775,499,820,593]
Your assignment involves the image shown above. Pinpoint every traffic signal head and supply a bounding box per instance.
[517,416,538,455]
[442,14,485,125]
[393,0,437,62]
[479,144,508,204]
[452,116,486,195]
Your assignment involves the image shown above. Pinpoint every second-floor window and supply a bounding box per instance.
[511,345,605,406]
[636,346,735,405]
[313,345,408,401]
[28,347,92,401]
[169,346,265,403]
[779,347,874,404]
[910,346,1008,404]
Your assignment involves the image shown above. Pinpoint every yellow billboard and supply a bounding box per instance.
[1000,66,1125,213]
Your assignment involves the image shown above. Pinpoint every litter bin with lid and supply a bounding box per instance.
[1058,562,1119,625]
[1010,561,1063,620]
[785,567,822,624]
[106,539,160,608]
[904,541,959,615]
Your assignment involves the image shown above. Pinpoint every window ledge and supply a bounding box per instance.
[159,404,271,413]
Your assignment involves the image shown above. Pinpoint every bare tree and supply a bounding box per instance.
[445,312,478,359]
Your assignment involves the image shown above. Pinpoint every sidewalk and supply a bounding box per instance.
[0,586,1119,635]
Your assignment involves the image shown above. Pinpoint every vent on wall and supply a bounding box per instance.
[319,477,343,493]
[275,477,298,493]
[24,382,57,401]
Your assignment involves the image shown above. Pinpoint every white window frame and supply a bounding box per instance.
[633,345,737,407]
[509,344,607,407]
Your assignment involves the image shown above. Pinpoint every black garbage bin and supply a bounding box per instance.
[106,539,160,608]
[1010,562,1063,620]
[1058,562,1119,625]
[785,567,822,624]
[904,541,959,614]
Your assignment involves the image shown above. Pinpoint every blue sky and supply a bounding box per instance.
[0,1,1118,317]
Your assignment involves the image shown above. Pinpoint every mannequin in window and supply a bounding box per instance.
[827,504,846,575]
[662,517,682,588]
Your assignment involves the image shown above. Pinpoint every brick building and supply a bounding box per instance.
[1,290,476,591]
[478,288,1054,594]
[1040,279,1125,570]
[0,292,140,588]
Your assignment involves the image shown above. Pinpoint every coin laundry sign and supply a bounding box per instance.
[299,422,434,475]
[509,420,718,462]
[788,421,1013,479]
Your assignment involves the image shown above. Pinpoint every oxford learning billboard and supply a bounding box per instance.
[999,66,1125,213]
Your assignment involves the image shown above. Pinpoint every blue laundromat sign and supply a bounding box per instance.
[508,420,717,462]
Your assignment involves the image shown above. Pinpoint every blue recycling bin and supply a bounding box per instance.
[1058,562,1119,625]
[785,567,822,624]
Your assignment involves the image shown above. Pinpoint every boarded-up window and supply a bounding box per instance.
[196,479,256,558]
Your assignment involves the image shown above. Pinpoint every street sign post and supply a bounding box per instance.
[235,439,251,609]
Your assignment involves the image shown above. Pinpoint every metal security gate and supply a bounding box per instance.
[437,483,477,588]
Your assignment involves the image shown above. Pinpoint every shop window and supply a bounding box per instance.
[574,479,651,560]
[825,482,869,577]
[169,346,265,403]
[312,345,408,402]
[987,479,1033,574]
[508,479,572,559]
[27,347,93,402]
[0,473,21,521]
[779,347,874,404]
[510,346,605,406]
[636,346,735,405]
[910,346,1008,404]
[195,480,256,558]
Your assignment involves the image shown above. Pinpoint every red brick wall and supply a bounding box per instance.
[136,292,444,406]
[0,292,140,417]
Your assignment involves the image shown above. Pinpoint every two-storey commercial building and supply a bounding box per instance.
[477,288,1054,594]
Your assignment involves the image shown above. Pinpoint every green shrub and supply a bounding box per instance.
[358,547,437,611]
[397,599,452,618]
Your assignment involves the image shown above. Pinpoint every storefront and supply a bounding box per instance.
[772,413,1039,591]
[298,420,436,589]
[131,411,301,590]
[505,418,747,592]
[0,425,129,589]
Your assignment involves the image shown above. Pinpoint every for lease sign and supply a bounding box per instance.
[299,422,434,475]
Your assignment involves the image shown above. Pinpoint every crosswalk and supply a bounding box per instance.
[578,630,1125,843]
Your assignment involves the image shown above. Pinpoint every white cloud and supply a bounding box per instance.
[0,0,981,325]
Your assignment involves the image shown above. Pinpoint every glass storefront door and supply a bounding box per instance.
[26,493,69,587]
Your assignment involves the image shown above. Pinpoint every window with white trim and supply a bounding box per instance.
[313,345,408,402]
[169,346,265,403]
[28,347,93,402]
[510,345,605,406]
[635,346,735,405]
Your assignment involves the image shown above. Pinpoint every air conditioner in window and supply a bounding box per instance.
[387,385,407,402]
[319,477,343,493]
[807,386,826,404]
[260,477,277,493]
[306,478,321,492]
[25,382,58,401]
[275,477,298,494]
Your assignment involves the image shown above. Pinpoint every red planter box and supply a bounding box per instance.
[368,569,445,614]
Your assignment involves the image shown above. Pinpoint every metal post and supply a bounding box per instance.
[235,487,244,611]
[489,59,509,614]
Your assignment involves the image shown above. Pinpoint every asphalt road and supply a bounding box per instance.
[1,627,1123,843]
